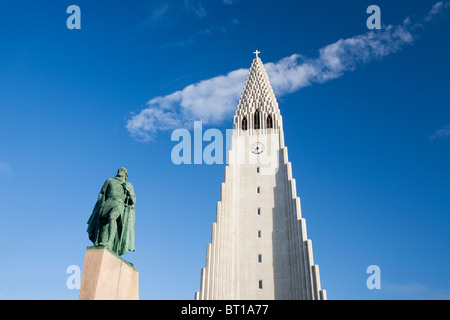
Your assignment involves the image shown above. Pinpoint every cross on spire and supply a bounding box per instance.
[253,50,261,58]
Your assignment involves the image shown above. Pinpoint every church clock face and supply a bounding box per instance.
[251,142,265,154]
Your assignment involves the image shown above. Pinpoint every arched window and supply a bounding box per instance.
[254,110,260,129]
[267,114,273,129]
[241,116,248,130]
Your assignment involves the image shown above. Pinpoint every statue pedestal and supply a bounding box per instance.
[79,246,139,300]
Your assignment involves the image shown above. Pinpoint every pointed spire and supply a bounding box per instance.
[233,52,282,133]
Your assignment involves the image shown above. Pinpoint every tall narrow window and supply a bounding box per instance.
[241,116,247,130]
[258,254,262,263]
[256,167,260,174]
[259,280,263,289]
[256,187,260,194]
[254,110,260,129]
[258,230,262,238]
[267,114,273,129]
[257,208,261,215]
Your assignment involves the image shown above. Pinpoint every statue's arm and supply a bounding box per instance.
[126,183,136,205]
[98,179,110,201]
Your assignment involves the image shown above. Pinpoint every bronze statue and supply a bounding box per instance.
[87,167,136,256]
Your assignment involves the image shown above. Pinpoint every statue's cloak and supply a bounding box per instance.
[87,199,103,245]
[87,180,136,256]
[116,199,136,256]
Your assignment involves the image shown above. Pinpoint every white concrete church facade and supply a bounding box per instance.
[196,52,327,300]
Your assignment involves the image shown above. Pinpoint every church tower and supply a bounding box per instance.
[195,52,327,300]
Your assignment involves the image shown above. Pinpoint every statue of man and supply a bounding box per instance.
[87,167,136,256]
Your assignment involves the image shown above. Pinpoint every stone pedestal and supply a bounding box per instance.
[79,246,139,300]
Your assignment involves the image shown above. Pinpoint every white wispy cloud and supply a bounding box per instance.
[126,2,447,141]
[264,21,415,96]
[184,0,207,18]
[430,124,450,141]
[126,68,249,140]
[425,1,450,21]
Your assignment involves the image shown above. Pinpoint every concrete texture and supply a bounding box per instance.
[196,56,326,300]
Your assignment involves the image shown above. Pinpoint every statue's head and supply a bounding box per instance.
[117,167,128,181]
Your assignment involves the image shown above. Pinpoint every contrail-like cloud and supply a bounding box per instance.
[126,1,449,142]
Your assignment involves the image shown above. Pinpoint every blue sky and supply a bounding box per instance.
[0,0,449,300]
